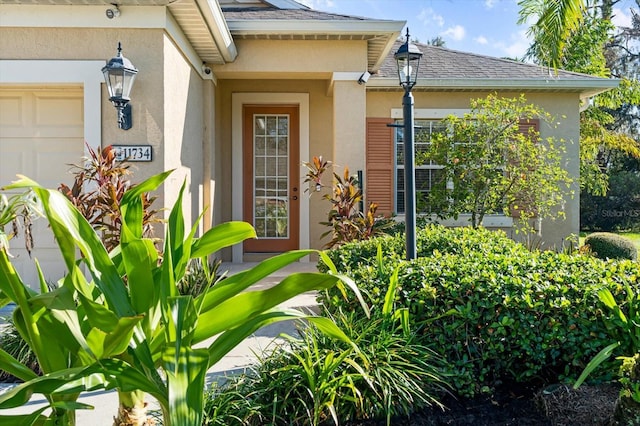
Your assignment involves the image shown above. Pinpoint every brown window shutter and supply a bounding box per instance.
[366,118,395,216]
[510,118,540,218]
[518,118,540,137]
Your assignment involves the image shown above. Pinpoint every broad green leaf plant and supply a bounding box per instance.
[0,171,363,426]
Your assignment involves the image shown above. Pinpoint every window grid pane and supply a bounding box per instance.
[395,119,506,217]
[254,114,290,238]
[396,120,444,214]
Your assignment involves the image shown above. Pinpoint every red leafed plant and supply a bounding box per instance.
[58,143,161,252]
[304,156,392,248]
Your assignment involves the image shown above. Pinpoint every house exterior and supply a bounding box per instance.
[0,0,618,284]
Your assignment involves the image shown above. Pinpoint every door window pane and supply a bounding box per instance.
[253,114,290,238]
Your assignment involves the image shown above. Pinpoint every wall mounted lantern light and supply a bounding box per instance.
[394,28,423,260]
[102,42,138,130]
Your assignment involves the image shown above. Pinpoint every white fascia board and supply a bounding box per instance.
[226,19,404,36]
[0,4,166,27]
[368,77,620,98]
[195,0,237,62]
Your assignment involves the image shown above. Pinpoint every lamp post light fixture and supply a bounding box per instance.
[394,28,423,260]
[102,42,138,130]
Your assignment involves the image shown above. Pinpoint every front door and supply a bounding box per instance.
[243,105,300,252]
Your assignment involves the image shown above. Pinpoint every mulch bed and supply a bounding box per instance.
[350,382,620,426]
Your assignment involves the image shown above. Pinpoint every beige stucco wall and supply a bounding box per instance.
[0,26,208,231]
[366,90,581,250]
[162,33,206,229]
[1,25,582,254]
[213,39,368,78]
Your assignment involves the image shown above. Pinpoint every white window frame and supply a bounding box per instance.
[391,108,513,228]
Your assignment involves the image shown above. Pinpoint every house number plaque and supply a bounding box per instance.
[113,145,153,162]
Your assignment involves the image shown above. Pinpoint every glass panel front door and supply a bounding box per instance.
[243,105,299,253]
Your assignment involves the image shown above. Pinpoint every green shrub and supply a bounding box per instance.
[203,306,449,425]
[584,232,638,261]
[319,225,526,312]
[614,354,640,425]
[0,318,40,382]
[320,226,640,397]
[321,224,522,273]
[176,257,223,297]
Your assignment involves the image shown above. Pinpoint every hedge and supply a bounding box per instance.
[319,225,640,397]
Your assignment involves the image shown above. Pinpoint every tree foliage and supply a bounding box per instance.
[522,0,640,196]
[420,94,573,231]
[518,0,587,69]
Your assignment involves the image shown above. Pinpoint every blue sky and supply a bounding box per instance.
[298,0,637,60]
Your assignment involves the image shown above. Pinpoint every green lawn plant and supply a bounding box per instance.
[574,284,640,423]
[204,249,448,425]
[0,171,363,426]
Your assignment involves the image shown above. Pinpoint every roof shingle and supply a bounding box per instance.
[377,41,608,81]
[222,8,372,21]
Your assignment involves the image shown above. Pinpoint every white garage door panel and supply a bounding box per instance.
[0,87,83,288]
[35,95,83,129]
[0,146,28,184]
[0,96,23,126]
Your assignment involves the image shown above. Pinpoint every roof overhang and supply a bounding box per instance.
[367,77,620,99]
[0,0,236,65]
[226,19,404,71]
[170,0,237,64]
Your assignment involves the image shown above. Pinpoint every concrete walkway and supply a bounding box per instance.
[0,261,320,423]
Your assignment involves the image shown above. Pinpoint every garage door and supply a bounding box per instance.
[0,86,84,289]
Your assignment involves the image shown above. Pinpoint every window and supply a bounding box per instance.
[395,120,447,214]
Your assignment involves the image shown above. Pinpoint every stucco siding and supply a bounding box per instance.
[212,39,368,78]
[0,26,210,235]
[163,34,205,229]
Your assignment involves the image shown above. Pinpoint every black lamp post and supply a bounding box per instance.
[394,28,423,260]
[102,42,138,130]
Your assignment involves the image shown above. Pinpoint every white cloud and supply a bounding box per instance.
[612,6,633,28]
[474,35,488,45]
[417,8,445,28]
[297,0,334,9]
[484,0,497,8]
[494,29,531,59]
[488,30,531,58]
[442,25,466,41]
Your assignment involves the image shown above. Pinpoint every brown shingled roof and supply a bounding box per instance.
[222,7,372,21]
[377,40,608,81]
